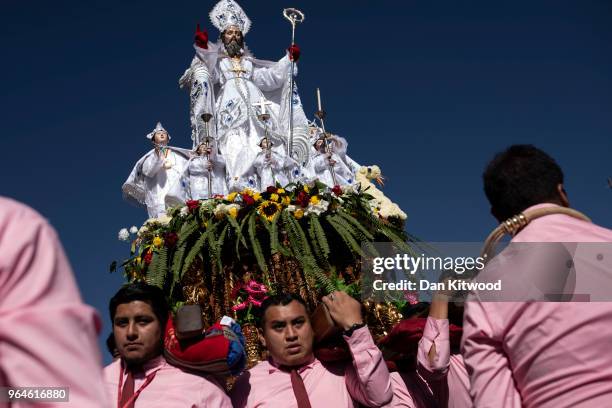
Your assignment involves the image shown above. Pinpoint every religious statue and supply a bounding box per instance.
[310,134,359,187]
[122,122,190,218]
[179,0,311,192]
[253,137,299,190]
[184,140,228,200]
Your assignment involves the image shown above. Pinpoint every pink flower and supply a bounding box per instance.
[404,291,419,305]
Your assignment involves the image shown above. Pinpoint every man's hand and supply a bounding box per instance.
[322,291,363,331]
[195,23,208,49]
[287,44,300,62]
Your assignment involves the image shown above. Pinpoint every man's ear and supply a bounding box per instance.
[257,327,266,348]
[557,184,570,207]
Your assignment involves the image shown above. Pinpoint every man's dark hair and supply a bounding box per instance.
[109,282,169,329]
[258,293,308,328]
[105,332,119,358]
[483,144,564,221]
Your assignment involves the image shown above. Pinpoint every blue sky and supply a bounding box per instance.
[2,0,611,363]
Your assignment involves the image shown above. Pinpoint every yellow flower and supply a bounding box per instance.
[257,200,281,221]
[282,196,291,206]
[228,207,238,218]
[241,188,254,196]
[310,195,320,205]
[227,192,238,202]
[152,236,163,248]
[253,192,262,202]
[277,188,285,194]
[135,256,142,264]
[303,185,310,193]
[294,208,304,219]
[270,193,279,202]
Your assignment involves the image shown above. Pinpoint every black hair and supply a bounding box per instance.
[106,332,117,355]
[257,293,308,328]
[483,144,564,221]
[109,282,169,329]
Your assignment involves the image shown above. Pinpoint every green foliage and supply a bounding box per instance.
[118,183,418,305]
[147,247,168,288]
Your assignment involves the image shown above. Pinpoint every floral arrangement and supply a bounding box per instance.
[111,181,414,318]
[231,280,269,324]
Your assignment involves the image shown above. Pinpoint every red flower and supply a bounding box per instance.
[186,200,200,213]
[296,191,310,208]
[266,186,278,194]
[332,185,342,196]
[213,194,224,199]
[242,194,255,206]
[164,232,178,248]
[144,250,153,265]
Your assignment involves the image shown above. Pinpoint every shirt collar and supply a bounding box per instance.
[122,355,166,378]
[267,355,318,374]
[523,202,561,213]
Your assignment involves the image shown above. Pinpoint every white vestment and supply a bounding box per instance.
[185,154,228,200]
[180,42,311,192]
[253,151,299,190]
[122,147,190,218]
[312,151,357,187]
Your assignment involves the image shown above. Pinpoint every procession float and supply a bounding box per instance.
[113,0,421,382]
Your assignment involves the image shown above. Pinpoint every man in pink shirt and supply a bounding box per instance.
[103,283,231,407]
[462,145,612,407]
[0,196,109,407]
[416,296,471,408]
[231,291,393,407]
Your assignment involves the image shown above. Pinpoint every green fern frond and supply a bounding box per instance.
[248,212,268,272]
[146,247,168,288]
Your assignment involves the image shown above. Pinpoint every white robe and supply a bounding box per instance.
[312,151,356,187]
[253,150,298,190]
[180,42,311,192]
[185,155,228,199]
[122,147,190,218]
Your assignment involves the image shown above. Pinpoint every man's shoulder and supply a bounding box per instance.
[0,197,47,228]
[244,359,274,377]
[103,359,121,381]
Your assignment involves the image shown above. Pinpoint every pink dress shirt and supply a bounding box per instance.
[0,197,109,407]
[417,317,471,408]
[462,203,612,407]
[231,326,393,407]
[104,355,231,407]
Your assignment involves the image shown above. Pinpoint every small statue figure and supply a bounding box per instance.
[122,122,190,218]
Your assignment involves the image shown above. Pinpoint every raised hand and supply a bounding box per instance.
[287,44,300,62]
[322,291,364,331]
[194,23,208,49]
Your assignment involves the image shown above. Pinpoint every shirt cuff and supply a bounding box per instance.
[417,317,451,374]
[343,325,375,354]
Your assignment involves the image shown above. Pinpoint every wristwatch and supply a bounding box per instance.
[343,322,366,337]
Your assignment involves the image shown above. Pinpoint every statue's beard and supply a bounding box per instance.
[224,38,244,58]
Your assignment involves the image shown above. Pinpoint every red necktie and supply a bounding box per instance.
[119,370,135,408]
[290,369,312,408]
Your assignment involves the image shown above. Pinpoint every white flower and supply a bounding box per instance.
[138,225,149,237]
[214,203,228,217]
[180,206,189,217]
[129,226,139,234]
[118,228,130,241]
[157,214,172,225]
[342,184,358,194]
[286,204,297,212]
[305,199,329,216]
